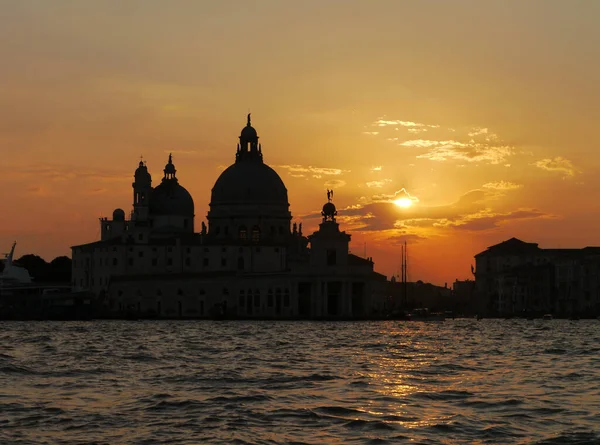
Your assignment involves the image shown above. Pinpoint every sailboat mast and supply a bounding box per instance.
[403,241,407,307]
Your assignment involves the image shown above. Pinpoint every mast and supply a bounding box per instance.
[403,241,408,307]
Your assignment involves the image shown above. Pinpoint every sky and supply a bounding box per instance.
[1,0,599,286]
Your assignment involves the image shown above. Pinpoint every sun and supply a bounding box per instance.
[394,197,413,208]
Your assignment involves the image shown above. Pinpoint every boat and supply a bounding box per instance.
[542,314,553,320]
[407,308,446,321]
[1,241,96,320]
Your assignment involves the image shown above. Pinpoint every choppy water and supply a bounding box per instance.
[1,320,599,445]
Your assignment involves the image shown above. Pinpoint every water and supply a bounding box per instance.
[1,320,599,445]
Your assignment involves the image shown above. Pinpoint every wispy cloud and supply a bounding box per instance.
[482,181,523,191]
[276,164,349,176]
[468,127,488,137]
[371,166,383,172]
[374,119,440,129]
[534,157,579,177]
[366,179,392,188]
[365,118,515,165]
[324,179,346,188]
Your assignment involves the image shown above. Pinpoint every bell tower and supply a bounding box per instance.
[132,158,152,221]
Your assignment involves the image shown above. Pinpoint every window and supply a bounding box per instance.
[138,233,143,241]
[284,289,290,307]
[254,293,260,307]
[221,258,227,267]
[271,226,276,234]
[185,257,191,267]
[138,251,143,258]
[177,288,184,296]
[216,226,220,235]
[223,287,229,295]
[152,258,158,267]
[167,258,173,266]
[128,258,133,266]
[225,226,229,235]
[239,291,245,307]
[183,219,188,229]
[237,257,244,270]
[203,258,209,267]
[222,247,227,253]
[239,226,248,240]
[275,247,279,253]
[327,249,337,266]
[199,288,205,295]
[268,289,274,307]
[186,248,191,254]
[251,226,260,242]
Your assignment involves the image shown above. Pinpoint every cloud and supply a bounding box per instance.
[276,164,349,176]
[365,118,515,165]
[468,127,489,137]
[362,131,380,136]
[385,233,428,244]
[373,119,440,129]
[371,166,383,172]
[366,179,392,188]
[409,140,513,164]
[534,157,579,177]
[447,209,551,231]
[482,181,523,191]
[324,179,346,188]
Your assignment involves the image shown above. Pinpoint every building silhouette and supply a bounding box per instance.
[473,238,600,317]
[71,116,387,319]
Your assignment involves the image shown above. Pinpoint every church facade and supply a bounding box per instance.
[71,116,388,319]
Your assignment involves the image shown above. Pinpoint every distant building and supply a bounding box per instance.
[71,116,387,319]
[473,237,600,317]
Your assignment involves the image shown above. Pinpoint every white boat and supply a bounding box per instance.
[0,242,33,290]
[542,314,553,320]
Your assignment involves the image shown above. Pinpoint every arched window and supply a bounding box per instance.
[238,257,244,270]
[177,288,184,296]
[251,226,260,242]
[239,226,248,240]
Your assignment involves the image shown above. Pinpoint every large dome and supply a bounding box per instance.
[150,181,194,216]
[211,162,288,205]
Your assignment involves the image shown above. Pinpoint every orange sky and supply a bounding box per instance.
[1,1,599,285]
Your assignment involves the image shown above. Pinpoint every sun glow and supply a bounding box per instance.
[394,197,414,208]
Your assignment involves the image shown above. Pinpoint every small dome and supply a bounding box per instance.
[322,202,336,215]
[240,125,258,141]
[150,181,194,216]
[113,208,126,221]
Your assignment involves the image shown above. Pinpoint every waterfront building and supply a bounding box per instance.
[71,116,387,318]
[473,238,600,316]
